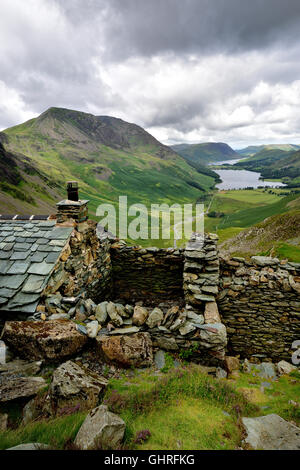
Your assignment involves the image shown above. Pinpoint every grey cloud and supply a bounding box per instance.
[1,0,300,147]
[71,0,300,60]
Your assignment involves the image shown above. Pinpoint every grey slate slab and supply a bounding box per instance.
[36,245,56,252]
[7,262,30,275]
[0,274,27,289]
[30,252,47,262]
[7,292,41,308]
[28,261,55,275]
[0,251,13,259]
[22,275,47,293]
[3,243,14,251]
[48,227,73,240]
[45,252,60,264]
[14,243,31,251]
[0,288,17,298]
[10,251,30,261]
[4,236,15,243]
[49,239,66,247]
[0,260,13,274]
[36,239,48,245]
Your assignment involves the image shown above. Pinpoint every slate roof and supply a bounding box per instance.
[0,218,73,313]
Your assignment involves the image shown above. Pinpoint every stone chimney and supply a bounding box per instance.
[56,181,89,223]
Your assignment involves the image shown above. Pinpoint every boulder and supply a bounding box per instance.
[95,303,108,324]
[1,320,88,361]
[0,376,46,403]
[146,308,164,329]
[258,362,277,380]
[198,323,227,347]
[154,350,166,370]
[6,443,50,450]
[154,336,179,351]
[179,321,196,336]
[242,414,300,450]
[224,356,240,374]
[74,405,125,450]
[49,360,108,415]
[86,321,100,338]
[204,302,221,323]
[132,306,148,326]
[186,311,204,324]
[106,302,123,327]
[277,360,297,376]
[0,359,42,378]
[251,256,279,266]
[216,367,227,379]
[96,333,153,368]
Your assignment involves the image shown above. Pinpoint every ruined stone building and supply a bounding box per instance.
[0,182,300,364]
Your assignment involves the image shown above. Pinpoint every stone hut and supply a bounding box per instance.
[0,182,111,324]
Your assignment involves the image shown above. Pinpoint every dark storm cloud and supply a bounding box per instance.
[1,0,300,146]
[55,0,300,59]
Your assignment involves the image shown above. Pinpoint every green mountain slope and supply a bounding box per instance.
[220,200,300,260]
[1,108,217,216]
[0,132,61,214]
[235,146,300,185]
[171,142,239,165]
[237,144,300,157]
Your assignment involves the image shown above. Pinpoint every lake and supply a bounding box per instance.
[211,159,286,190]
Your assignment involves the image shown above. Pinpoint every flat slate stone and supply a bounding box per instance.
[0,260,13,274]
[10,251,30,261]
[30,252,47,262]
[3,243,14,251]
[28,261,55,276]
[14,242,31,251]
[48,227,73,240]
[0,251,12,259]
[7,261,30,275]
[0,288,16,298]
[242,414,300,450]
[21,275,47,293]
[45,252,60,264]
[6,443,50,450]
[0,274,27,290]
[7,292,41,309]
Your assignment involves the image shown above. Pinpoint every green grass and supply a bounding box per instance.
[103,365,258,450]
[0,364,299,450]
[0,412,86,450]
[273,243,300,262]
[130,398,241,450]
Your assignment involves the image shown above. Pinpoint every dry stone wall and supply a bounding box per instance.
[110,242,184,304]
[218,256,300,361]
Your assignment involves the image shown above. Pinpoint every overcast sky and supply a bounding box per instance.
[1,0,300,148]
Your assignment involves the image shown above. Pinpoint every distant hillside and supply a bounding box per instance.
[2,108,217,216]
[0,132,61,214]
[234,145,300,185]
[237,144,300,157]
[171,142,239,165]
[220,200,300,261]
